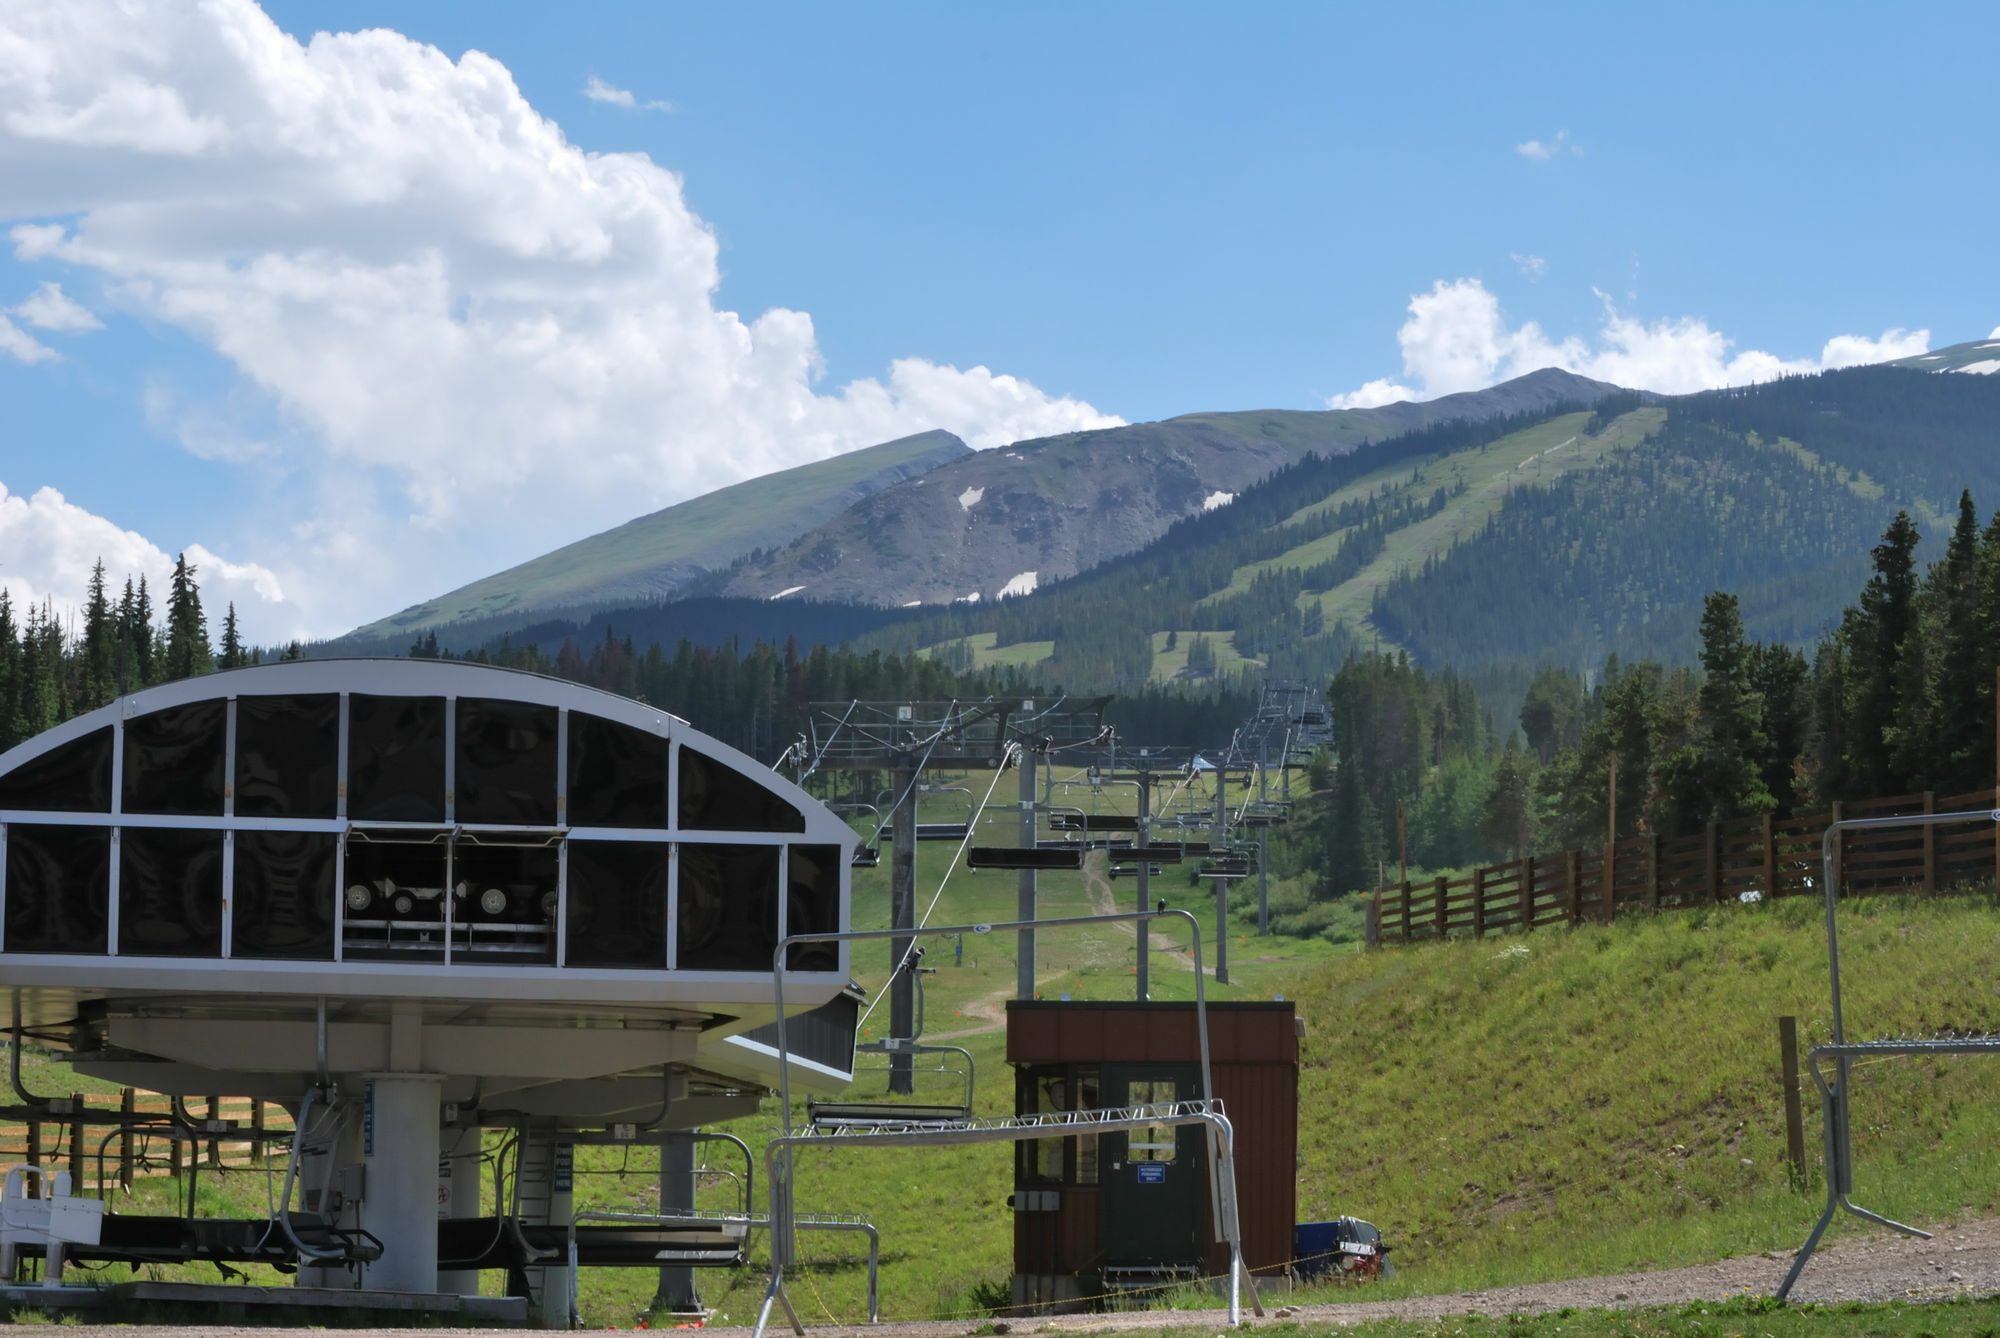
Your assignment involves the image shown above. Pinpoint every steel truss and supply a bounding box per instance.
[1776,807,2000,1301]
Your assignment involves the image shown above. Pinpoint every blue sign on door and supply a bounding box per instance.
[1136,1162,1166,1184]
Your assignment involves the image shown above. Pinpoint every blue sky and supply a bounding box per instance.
[1,1,1995,640]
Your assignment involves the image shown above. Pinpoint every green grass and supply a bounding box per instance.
[1148,630,1267,682]
[25,807,2000,1329]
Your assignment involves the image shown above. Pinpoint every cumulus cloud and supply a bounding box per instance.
[581,77,634,107]
[0,314,55,364]
[1990,325,2000,339]
[0,482,300,638]
[13,281,100,331]
[0,1,1121,634]
[1511,253,1547,281]
[1328,277,1930,406]
[1516,130,1578,162]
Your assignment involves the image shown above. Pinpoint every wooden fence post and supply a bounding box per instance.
[1830,800,1843,896]
[120,1087,135,1190]
[1705,822,1720,902]
[1472,866,1487,938]
[1921,791,1936,893]
[1600,841,1617,923]
[1647,832,1661,908]
[1434,874,1447,939]
[1566,850,1581,926]
[1519,856,1534,931]
[1779,1015,1807,1185]
[1399,880,1412,944]
[1763,813,1777,899]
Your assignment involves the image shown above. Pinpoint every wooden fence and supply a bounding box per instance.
[1374,787,2000,944]
[0,1092,294,1194]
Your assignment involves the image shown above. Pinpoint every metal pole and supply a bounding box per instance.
[890,752,918,1095]
[1256,757,1270,937]
[1213,764,1229,985]
[1017,747,1038,1000]
[1135,774,1151,1000]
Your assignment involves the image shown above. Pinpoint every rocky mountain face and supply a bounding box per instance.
[716,368,1624,607]
[346,429,970,642]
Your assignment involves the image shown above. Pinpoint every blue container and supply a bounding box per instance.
[1293,1221,1339,1278]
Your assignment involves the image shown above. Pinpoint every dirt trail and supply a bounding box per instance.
[21,1215,2000,1337]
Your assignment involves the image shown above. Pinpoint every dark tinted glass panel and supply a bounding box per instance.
[786,845,842,971]
[342,836,450,961]
[677,843,780,971]
[455,698,557,826]
[123,702,226,815]
[232,830,336,960]
[0,728,113,813]
[456,843,558,964]
[565,840,666,969]
[236,695,338,818]
[568,713,668,829]
[4,824,110,954]
[118,828,223,957]
[348,696,445,822]
[678,749,803,833]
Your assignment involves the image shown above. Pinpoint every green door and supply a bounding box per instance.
[1100,1063,1205,1270]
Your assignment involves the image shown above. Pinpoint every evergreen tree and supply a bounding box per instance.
[79,560,113,711]
[162,553,213,680]
[124,575,156,688]
[1479,740,1534,859]
[0,591,20,750]
[218,603,246,671]
[1656,591,1774,832]
[1317,759,1380,898]
[1842,512,1920,794]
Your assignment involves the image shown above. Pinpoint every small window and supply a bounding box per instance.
[1127,1078,1180,1163]
[3,824,110,954]
[677,843,781,971]
[1018,1066,1068,1184]
[678,748,803,833]
[123,702,226,815]
[236,695,338,818]
[0,728,113,813]
[455,698,558,827]
[118,828,224,957]
[348,696,445,822]
[565,840,667,969]
[341,835,450,961]
[232,830,336,960]
[455,841,558,964]
[785,846,841,971]
[568,713,668,828]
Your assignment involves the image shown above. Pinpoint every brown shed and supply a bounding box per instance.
[1005,1000,1298,1309]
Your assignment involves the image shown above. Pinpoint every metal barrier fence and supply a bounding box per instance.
[1373,787,2000,943]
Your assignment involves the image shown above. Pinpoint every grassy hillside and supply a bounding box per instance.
[345,429,969,642]
[22,775,2000,1327]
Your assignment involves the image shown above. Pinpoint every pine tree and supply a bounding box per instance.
[79,560,113,710]
[162,553,213,680]
[0,590,21,751]
[218,603,246,671]
[1657,591,1774,832]
[124,575,157,687]
[1479,739,1534,859]
[1843,512,1920,795]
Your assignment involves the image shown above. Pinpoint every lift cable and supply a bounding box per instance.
[856,740,1021,1033]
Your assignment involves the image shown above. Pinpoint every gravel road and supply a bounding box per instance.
[10,1215,1998,1336]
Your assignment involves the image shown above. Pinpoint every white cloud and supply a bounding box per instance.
[0,1,1122,634]
[0,313,55,364]
[0,482,301,640]
[13,281,100,331]
[1327,277,1931,405]
[1516,130,1577,162]
[1511,252,1547,282]
[581,77,633,108]
[1990,325,2000,339]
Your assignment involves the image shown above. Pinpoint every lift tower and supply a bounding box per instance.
[799,699,1108,1091]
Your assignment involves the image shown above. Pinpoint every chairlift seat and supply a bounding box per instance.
[850,848,881,868]
[968,846,1084,871]
[806,1101,972,1130]
[1047,813,1142,832]
[914,823,972,841]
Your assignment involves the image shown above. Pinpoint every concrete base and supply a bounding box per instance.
[1009,1272,1089,1314]
[2,1280,528,1324]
